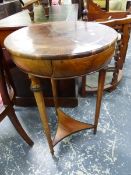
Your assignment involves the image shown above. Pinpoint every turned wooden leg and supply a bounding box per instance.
[58,0,61,4]
[94,69,106,134]
[8,107,34,146]
[49,0,52,6]
[29,75,54,155]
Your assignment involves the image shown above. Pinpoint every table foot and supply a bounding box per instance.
[53,108,94,146]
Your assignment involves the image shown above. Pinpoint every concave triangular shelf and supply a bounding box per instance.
[53,108,94,146]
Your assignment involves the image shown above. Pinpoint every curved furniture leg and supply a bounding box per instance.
[30,75,54,155]
[94,69,106,134]
[8,107,34,146]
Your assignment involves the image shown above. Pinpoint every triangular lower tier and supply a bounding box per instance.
[53,108,94,146]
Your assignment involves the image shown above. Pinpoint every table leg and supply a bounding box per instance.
[29,75,54,155]
[51,79,59,115]
[29,72,106,150]
[94,69,106,134]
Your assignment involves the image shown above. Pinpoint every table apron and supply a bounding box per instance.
[9,44,115,79]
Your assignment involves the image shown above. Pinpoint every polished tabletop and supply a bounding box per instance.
[4,21,117,59]
[4,21,117,79]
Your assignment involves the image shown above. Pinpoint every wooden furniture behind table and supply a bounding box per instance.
[49,0,84,19]
[127,0,131,12]
[87,0,129,20]
[0,0,22,20]
[4,21,117,154]
[71,0,84,19]
[93,0,127,12]
[0,4,78,107]
[81,0,131,95]
[0,46,34,146]
[92,0,109,11]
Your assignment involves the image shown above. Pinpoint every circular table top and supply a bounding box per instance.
[4,21,117,60]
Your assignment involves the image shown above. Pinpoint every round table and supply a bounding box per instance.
[4,21,117,154]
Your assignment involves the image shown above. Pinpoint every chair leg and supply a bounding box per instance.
[8,107,34,146]
[49,0,52,6]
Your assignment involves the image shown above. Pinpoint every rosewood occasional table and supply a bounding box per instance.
[4,21,117,154]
